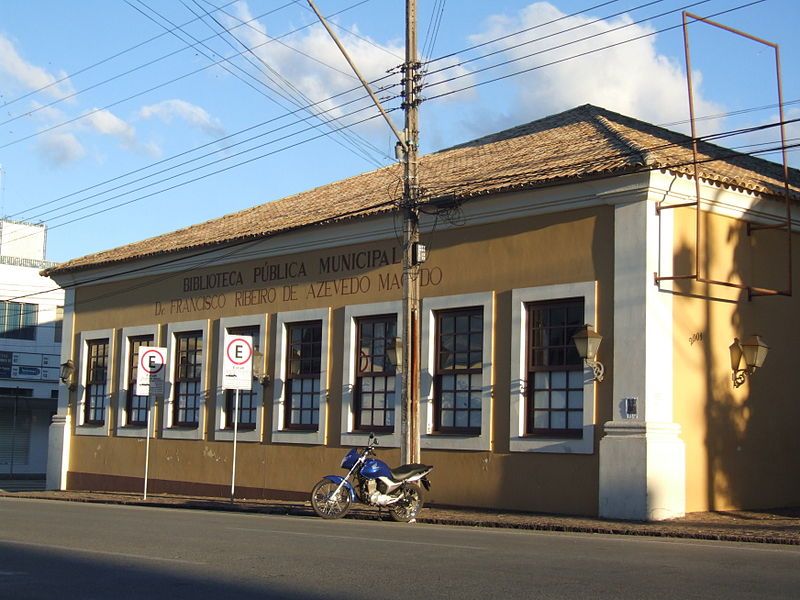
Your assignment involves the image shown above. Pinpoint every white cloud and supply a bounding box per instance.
[83,108,136,143]
[139,99,225,136]
[36,132,86,166]
[461,2,724,137]
[80,108,160,157]
[218,2,435,136]
[0,33,74,100]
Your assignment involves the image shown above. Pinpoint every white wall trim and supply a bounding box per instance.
[115,324,159,437]
[271,307,330,445]
[341,300,403,448]
[75,328,115,437]
[509,281,598,454]
[420,291,494,451]
[162,319,210,441]
[215,314,268,443]
[46,288,75,490]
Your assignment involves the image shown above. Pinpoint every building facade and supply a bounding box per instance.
[44,106,800,520]
[1,220,64,482]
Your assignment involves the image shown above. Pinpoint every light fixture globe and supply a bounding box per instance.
[59,359,74,383]
[571,325,604,383]
[729,338,743,372]
[741,335,768,372]
[59,359,76,391]
[572,325,603,362]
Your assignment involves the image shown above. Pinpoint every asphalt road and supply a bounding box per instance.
[1,497,799,600]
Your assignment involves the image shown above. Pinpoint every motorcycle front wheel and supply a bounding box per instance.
[388,483,424,522]
[310,479,352,519]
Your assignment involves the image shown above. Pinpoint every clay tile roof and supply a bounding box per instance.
[45,104,799,276]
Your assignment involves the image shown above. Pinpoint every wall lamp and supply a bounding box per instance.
[59,359,77,391]
[572,325,605,382]
[252,350,270,386]
[729,335,768,388]
[386,336,402,373]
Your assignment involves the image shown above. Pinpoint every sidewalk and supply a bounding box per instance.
[3,489,800,546]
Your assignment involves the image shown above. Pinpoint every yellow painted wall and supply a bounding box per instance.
[671,206,800,512]
[64,200,615,515]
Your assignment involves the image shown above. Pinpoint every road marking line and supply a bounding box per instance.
[226,527,487,550]
[0,539,205,565]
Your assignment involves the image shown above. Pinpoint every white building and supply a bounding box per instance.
[0,220,64,484]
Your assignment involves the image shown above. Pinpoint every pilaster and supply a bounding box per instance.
[599,193,685,521]
[46,288,74,490]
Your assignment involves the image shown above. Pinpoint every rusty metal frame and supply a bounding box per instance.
[654,11,793,299]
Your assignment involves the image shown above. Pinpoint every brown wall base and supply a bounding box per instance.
[67,471,308,502]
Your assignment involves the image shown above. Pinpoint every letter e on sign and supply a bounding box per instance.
[223,334,253,391]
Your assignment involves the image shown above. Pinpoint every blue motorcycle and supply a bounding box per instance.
[310,434,433,522]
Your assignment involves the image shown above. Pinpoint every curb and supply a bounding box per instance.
[4,492,799,546]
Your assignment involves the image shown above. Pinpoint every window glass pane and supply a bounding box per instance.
[551,411,567,429]
[568,370,584,388]
[441,411,454,427]
[440,393,454,409]
[551,391,566,409]
[568,411,583,429]
[568,391,583,409]
[533,391,549,409]
[551,371,567,389]
[533,411,549,428]
[533,372,549,388]
[469,411,482,428]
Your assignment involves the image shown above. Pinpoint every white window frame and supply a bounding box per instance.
[341,300,403,448]
[272,307,330,445]
[162,319,210,440]
[75,328,115,437]
[116,324,159,438]
[420,291,494,451]
[510,281,597,454]
[215,314,267,443]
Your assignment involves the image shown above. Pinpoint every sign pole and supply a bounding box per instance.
[143,395,151,500]
[136,346,167,502]
[222,333,252,503]
[230,389,239,502]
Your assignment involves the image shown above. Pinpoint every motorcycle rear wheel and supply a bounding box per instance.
[311,479,352,519]
[388,483,424,522]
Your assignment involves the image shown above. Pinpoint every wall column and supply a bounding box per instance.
[46,288,74,490]
[599,194,685,521]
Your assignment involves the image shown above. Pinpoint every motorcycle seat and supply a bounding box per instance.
[389,463,433,482]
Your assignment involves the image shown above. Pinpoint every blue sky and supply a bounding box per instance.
[0,0,797,263]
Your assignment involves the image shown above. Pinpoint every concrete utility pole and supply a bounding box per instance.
[307,0,421,465]
[400,0,421,466]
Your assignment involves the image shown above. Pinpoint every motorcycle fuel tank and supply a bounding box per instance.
[360,458,393,479]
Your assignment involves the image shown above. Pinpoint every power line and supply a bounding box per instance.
[196,0,356,80]
[423,0,766,100]
[426,0,628,64]
[0,0,376,151]
[184,0,390,166]
[0,0,244,111]
[4,133,797,313]
[131,0,386,170]
[0,1,297,128]
[9,87,397,224]
[28,107,393,234]
[2,0,786,244]
[423,0,715,87]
